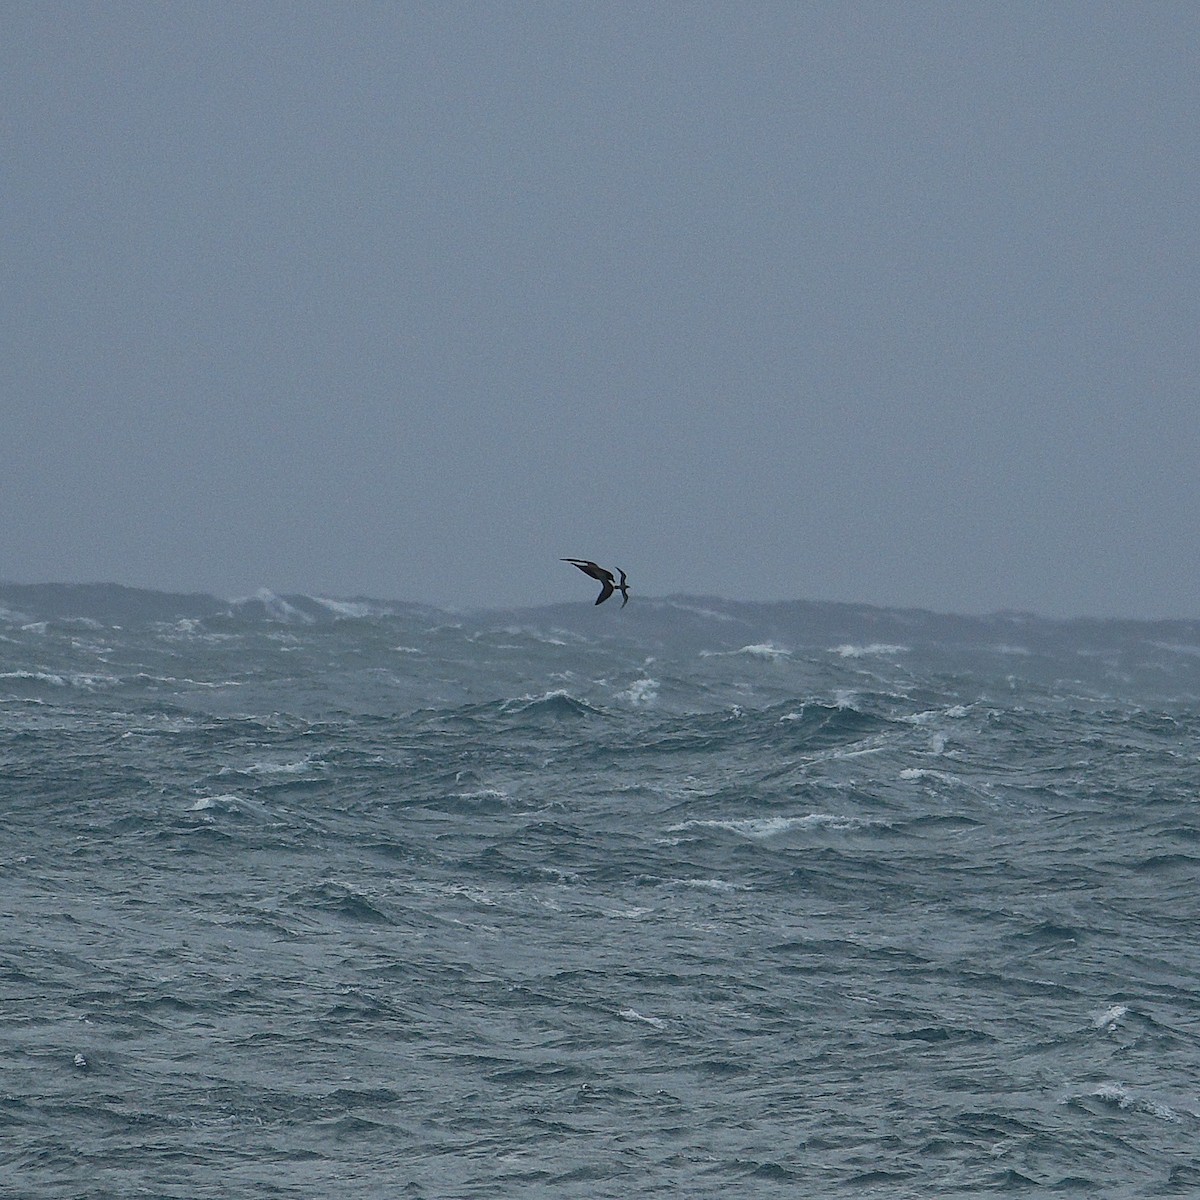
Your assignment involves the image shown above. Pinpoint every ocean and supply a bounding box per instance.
[2,583,1198,1198]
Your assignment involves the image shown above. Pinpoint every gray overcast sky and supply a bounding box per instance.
[4,3,1197,617]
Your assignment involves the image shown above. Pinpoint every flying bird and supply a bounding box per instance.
[562,559,629,607]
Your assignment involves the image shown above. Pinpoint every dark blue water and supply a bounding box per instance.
[3,586,1199,1197]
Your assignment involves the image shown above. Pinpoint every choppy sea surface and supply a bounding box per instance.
[2,583,1199,1198]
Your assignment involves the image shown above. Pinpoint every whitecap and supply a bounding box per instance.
[900,767,963,786]
[245,758,314,776]
[701,642,791,660]
[241,588,315,624]
[669,814,870,839]
[1,670,66,687]
[831,643,909,658]
[620,677,659,706]
[0,669,118,691]
[1090,1081,1135,1109]
[738,643,790,659]
[188,793,272,817]
[618,1007,668,1029]
[684,817,798,839]
[906,704,973,725]
[1090,1003,1129,1031]
[308,597,377,619]
[1078,1082,1181,1123]
[800,812,874,830]
[450,788,510,805]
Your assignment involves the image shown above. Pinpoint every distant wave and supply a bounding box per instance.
[308,597,383,620]
[619,677,659,706]
[499,690,604,720]
[668,813,875,839]
[0,669,118,691]
[4,584,1200,705]
[701,643,791,660]
[831,643,909,658]
[232,589,317,624]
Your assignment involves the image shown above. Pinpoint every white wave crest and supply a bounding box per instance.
[618,1007,668,1029]
[1090,1003,1129,1031]
[245,758,314,776]
[620,677,659,706]
[701,642,791,660]
[831,643,909,658]
[738,643,791,659]
[0,669,118,691]
[309,597,377,619]
[189,794,244,811]
[900,768,963,786]
[245,589,315,624]
[1077,1082,1181,1123]
[1,669,66,686]
[669,813,871,839]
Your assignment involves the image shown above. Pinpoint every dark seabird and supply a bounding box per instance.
[562,559,629,607]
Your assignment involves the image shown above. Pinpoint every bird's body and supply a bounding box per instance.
[562,559,629,607]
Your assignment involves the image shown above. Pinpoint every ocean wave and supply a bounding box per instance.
[232,589,316,624]
[499,690,605,719]
[1090,1003,1129,1031]
[668,877,750,893]
[241,757,317,777]
[899,767,965,787]
[774,701,887,747]
[619,677,659,706]
[308,597,382,619]
[0,669,119,691]
[618,1007,668,1029]
[188,793,247,812]
[700,642,791,660]
[668,813,874,839]
[1066,1081,1183,1123]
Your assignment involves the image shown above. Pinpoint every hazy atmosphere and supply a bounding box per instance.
[4,2,1197,617]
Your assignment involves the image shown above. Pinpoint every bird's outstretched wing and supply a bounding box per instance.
[562,558,625,607]
[561,558,607,581]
